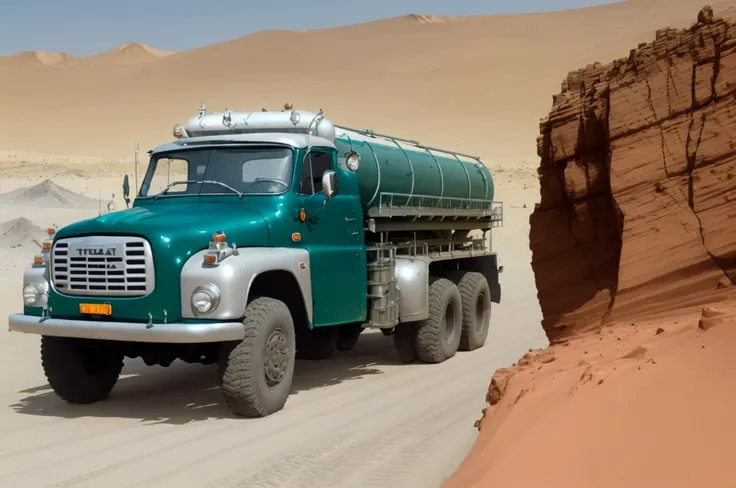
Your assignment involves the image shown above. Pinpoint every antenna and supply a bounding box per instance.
[134,141,139,197]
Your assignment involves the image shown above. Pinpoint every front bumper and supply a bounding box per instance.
[7,313,244,344]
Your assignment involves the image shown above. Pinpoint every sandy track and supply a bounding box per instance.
[0,203,544,488]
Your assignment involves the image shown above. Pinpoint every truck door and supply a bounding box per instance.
[296,149,367,327]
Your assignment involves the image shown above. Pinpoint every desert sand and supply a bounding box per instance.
[1,0,736,486]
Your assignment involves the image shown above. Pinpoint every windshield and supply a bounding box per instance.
[138,146,294,198]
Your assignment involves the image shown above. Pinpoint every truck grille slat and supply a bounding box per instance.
[51,236,155,297]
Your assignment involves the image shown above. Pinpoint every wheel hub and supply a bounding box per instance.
[264,327,289,388]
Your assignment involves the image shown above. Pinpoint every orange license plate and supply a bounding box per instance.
[79,303,112,315]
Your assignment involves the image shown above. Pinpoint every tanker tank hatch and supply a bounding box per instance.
[177,102,336,141]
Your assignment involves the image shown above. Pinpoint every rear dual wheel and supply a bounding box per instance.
[456,272,492,351]
[393,277,463,364]
[394,272,492,363]
[414,277,463,363]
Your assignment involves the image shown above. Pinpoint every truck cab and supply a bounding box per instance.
[9,103,503,418]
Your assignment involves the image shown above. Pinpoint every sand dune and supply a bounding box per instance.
[0,42,173,70]
[0,217,46,249]
[404,13,458,23]
[0,179,99,208]
[66,42,174,67]
[0,50,72,67]
[1,0,735,164]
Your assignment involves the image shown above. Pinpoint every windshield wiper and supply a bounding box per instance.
[152,180,244,200]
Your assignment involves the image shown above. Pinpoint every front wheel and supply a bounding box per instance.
[219,297,296,418]
[41,336,124,404]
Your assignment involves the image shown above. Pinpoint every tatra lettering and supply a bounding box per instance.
[77,248,116,256]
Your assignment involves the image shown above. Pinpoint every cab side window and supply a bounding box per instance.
[298,152,332,194]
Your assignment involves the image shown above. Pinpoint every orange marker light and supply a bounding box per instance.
[299,262,306,269]
[284,102,294,110]
[203,254,217,264]
[33,256,44,265]
[292,233,301,242]
[42,241,52,250]
[212,232,227,243]
[47,228,56,236]
[299,209,306,222]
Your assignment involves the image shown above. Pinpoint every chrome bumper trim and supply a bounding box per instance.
[7,313,244,343]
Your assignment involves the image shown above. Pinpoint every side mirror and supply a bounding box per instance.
[322,171,338,198]
[122,175,131,208]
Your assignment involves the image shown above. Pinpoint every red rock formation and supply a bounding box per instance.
[531,6,736,340]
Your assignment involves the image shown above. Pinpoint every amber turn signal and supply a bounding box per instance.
[212,232,226,243]
[299,209,306,222]
[33,256,44,265]
[203,254,217,264]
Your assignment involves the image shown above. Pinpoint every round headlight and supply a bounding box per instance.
[191,284,221,314]
[23,284,39,305]
[345,151,360,171]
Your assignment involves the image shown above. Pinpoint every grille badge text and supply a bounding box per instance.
[76,247,117,256]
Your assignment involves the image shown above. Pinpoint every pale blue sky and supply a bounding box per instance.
[1,0,617,56]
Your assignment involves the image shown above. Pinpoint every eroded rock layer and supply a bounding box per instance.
[531,6,736,340]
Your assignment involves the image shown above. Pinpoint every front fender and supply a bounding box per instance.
[180,247,312,322]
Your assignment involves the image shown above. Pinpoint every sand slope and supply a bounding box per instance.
[444,306,736,488]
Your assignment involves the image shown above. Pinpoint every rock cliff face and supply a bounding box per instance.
[532,6,736,340]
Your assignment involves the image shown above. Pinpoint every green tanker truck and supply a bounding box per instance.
[8,103,503,417]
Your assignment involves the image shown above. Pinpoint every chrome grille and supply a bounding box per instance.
[51,236,155,297]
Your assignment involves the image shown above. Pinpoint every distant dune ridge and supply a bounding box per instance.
[0,42,173,68]
[68,42,174,66]
[404,13,456,23]
[0,217,46,248]
[0,50,72,67]
[0,179,98,208]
